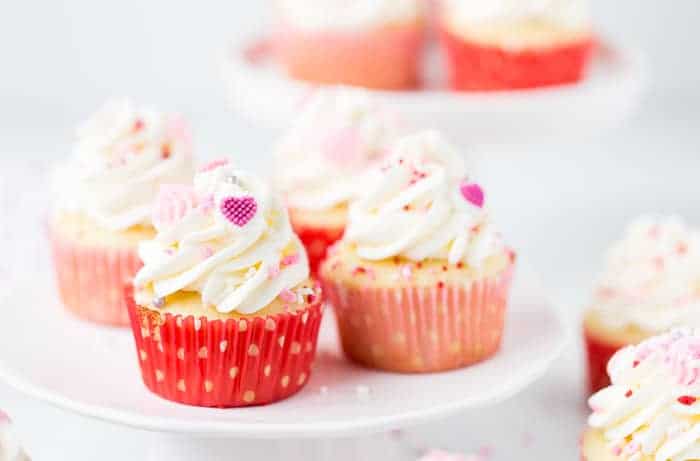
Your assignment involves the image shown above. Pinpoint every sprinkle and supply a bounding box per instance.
[632,360,640,368]
[268,264,281,280]
[416,262,423,269]
[442,265,448,272]
[678,395,697,405]
[677,242,689,255]
[625,390,633,398]
[132,119,144,132]
[220,196,257,227]
[165,248,175,256]
[456,261,464,269]
[201,246,214,259]
[161,143,172,159]
[199,158,229,172]
[279,289,297,303]
[153,297,165,309]
[353,266,367,276]
[460,181,485,208]
[611,445,622,456]
[281,253,300,266]
[437,281,445,289]
[403,204,411,211]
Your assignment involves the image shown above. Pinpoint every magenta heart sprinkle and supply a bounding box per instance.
[220,196,257,227]
[460,181,484,208]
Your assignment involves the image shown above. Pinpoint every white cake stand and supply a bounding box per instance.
[0,262,565,461]
[221,38,648,146]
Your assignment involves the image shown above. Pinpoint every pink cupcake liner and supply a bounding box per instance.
[48,226,142,326]
[274,23,425,90]
[321,263,514,373]
[125,285,325,408]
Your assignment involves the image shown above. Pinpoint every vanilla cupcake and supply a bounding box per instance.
[438,0,595,90]
[127,160,323,407]
[274,0,425,89]
[584,216,700,394]
[583,328,700,461]
[319,131,514,373]
[49,100,194,325]
[275,88,400,273]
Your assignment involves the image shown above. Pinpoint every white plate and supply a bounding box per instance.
[222,39,647,146]
[0,266,566,439]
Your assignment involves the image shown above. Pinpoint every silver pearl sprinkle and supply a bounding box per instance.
[153,297,165,309]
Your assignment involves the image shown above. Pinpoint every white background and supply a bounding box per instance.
[1,1,699,459]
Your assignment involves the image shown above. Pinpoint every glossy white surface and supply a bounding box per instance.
[0,258,564,438]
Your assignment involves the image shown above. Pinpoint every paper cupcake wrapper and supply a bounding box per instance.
[291,222,345,276]
[438,25,595,91]
[48,226,142,326]
[275,24,424,90]
[322,264,514,373]
[125,285,325,408]
[583,327,628,395]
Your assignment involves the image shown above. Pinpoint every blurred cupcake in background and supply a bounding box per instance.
[274,0,426,89]
[49,100,194,325]
[274,89,401,274]
[0,411,30,461]
[438,0,595,91]
[583,328,700,460]
[583,216,700,395]
[127,161,323,407]
[320,131,514,373]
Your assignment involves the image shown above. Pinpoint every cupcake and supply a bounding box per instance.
[274,88,400,273]
[126,160,324,407]
[0,411,30,461]
[274,0,425,90]
[583,216,700,395]
[319,131,514,373]
[49,100,194,325]
[438,0,595,91]
[583,328,700,461]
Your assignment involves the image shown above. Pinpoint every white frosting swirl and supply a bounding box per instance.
[343,131,504,266]
[588,329,700,461]
[592,216,700,333]
[275,89,400,212]
[276,0,422,31]
[443,0,590,28]
[52,99,194,231]
[134,162,309,315]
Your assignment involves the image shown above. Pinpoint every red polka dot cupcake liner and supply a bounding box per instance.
[291,222,345,276]
[321,263,514,373]
[125,285,325,408]
[438,26,595,91]
[48,227,142,326]
[275,24,425,90]
[583,327,626,396]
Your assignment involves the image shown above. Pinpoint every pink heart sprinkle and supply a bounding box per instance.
[460,181,484,208]
[322,126,362,167]
[199,158,230,173]
[0,410,9,424]
[220,196,257,227]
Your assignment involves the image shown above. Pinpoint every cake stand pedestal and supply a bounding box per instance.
[222,38,647,146]
[0,267,566,461]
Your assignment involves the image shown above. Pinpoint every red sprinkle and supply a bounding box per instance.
[133,119,145,131]
[442,265,448,272]
[632,360,640,368]
[437,281,445,289]
[416,262,422,269]
[456,261,464,269]
[678,242,689,255]
[403,205,411,211]
[678,396,697,406]
[625,390,633,398]
[161,143,172,159]
[353,267,367,276]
